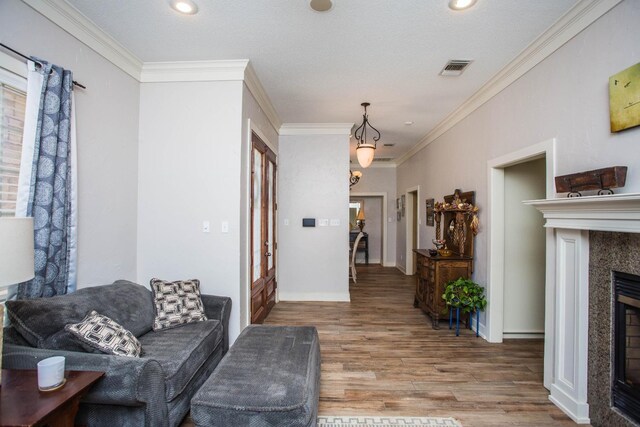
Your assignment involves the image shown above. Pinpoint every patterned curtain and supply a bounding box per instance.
[17,60,77,299]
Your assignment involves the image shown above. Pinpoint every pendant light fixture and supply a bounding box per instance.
[354,102,380,168]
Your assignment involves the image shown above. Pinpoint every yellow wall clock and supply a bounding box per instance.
[609,62,640,132]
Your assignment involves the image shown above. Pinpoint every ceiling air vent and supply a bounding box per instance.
[383,143,395,147]
[439,59,473,76]
[373,157,394,162]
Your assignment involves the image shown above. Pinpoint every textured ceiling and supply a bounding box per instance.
[65,0,578,162]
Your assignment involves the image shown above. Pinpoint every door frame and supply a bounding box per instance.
[243,119,277,329]
[349,191,389,266]
[404,186,420,275]
[486,138,555,387]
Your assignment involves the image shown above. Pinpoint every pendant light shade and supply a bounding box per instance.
[356,144,375,168]
[353,102,380,168]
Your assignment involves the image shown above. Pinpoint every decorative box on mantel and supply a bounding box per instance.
[523,193,640,425]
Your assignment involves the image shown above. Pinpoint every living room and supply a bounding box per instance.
[1,0,639,426]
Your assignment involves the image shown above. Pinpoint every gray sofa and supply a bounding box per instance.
[2,280,231,427]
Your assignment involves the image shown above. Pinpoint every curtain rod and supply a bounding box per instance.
[0,42,86,90]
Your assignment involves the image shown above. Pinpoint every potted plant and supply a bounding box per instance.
[442,277,487,336]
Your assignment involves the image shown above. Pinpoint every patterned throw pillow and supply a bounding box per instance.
[65,310,142,357]
[150,278,208,331]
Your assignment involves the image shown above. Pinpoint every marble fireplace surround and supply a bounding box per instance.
[526,193,640,425]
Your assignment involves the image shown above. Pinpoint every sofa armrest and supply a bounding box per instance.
[2,344,167,409]
[201,295,232,354]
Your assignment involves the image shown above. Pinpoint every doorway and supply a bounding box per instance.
[487,139,555,346]
[503,158,546,337]
[405,187,420,275]
[250,132,277,324]
[349,196,384,264]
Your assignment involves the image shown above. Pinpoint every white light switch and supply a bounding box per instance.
[330,219,340,226]
[388,217,393,223]
[221,221,229,233]
[202,221,210,233]
[284,219,290,226]
[319,219,329,227]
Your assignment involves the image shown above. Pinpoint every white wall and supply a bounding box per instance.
[278,134,350,301]
[396,0,640,327]
[503,158,546,335]
[137,80,244,341]
[0,0,140,287]
[350,166,397,266]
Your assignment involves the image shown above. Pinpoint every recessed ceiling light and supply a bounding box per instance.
[310,0,333,12]
[405,121,413,126]
[171,0,198,15]
[448,0,477,11]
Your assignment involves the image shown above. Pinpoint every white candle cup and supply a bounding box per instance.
[37,356,66,391]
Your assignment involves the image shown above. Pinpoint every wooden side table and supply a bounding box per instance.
[0,369,104,427]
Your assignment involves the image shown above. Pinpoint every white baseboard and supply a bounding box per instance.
[396,264,406,274]
[382,261,396,267]
[503,332,545,339]
[278,292,351,302]
[470,317,488,340]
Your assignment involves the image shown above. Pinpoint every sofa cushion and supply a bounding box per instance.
[138,319,222,402]
[6,281,155,349]
[150,278,207,331]
[66,310,143,357]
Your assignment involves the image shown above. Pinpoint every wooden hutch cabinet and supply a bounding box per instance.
[413,251,472,328]
[414,189,478,329]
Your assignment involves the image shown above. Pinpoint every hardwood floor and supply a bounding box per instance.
[263,265,578,427]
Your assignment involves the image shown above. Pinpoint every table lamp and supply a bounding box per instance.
[356,209,365,232]
[0,217,34,385]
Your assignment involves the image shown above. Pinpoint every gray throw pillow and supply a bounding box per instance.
[66,310,143,357]
[150,278,207,331]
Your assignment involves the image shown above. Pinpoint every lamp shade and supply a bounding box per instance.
[0,217,35,289]
[356,144,375,168]
[356,209,365,221]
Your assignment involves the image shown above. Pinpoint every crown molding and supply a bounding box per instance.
[396,0,622,166]
[22,0,143,80]
[244,63,282,131]
[139,60,250,83]
[280,123,354,135]
[23,1,283,131]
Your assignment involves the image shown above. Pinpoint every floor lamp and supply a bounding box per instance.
[0,217,34,385]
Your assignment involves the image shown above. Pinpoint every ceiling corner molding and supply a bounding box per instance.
[395,0,622,166]
[279,123,354,136]
[139,60,249,83]
[22,0,143,80]
[244,63,282,131]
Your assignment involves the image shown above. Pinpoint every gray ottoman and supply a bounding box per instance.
[191,325,321,427]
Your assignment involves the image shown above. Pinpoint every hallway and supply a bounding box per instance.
[265,265,576,426]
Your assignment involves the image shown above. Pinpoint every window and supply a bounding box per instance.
[0,71,27,217]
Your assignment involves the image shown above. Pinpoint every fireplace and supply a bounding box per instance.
[613,271,640,424]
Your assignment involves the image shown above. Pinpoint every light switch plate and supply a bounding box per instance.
[202,221,210,233]
[284,219,290,226]
[319,219,329,227]
[330,219,340,226]
[221,221,229,233]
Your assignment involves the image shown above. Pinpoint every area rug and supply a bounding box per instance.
[317,416,462,426]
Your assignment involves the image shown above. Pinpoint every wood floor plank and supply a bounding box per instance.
[263,265,580,427]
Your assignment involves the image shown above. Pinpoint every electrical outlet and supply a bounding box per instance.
[202,221,210,233]
[221,221,229,233]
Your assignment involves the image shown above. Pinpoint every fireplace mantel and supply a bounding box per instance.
[523,192,640,424]
[524,193,640,233]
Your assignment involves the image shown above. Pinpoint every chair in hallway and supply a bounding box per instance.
[349,231,364,283]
